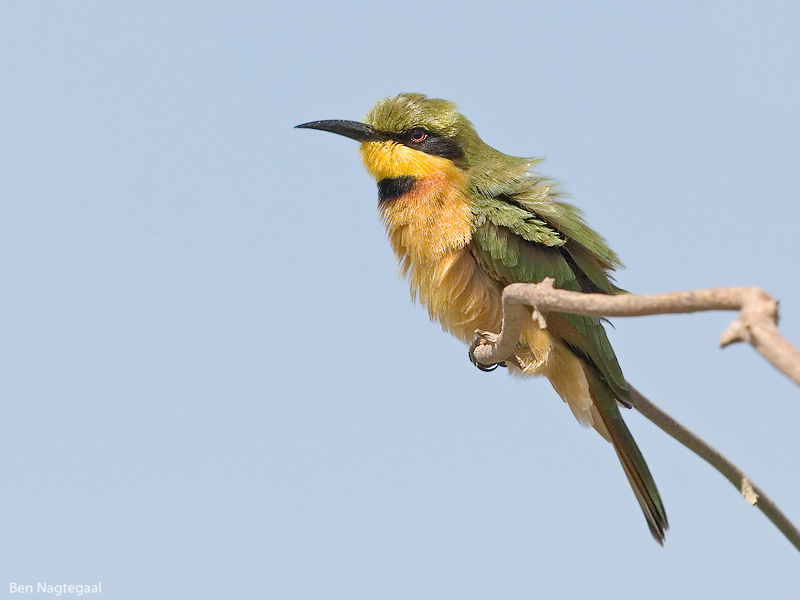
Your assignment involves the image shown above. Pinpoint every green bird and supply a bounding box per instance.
[297,93,668,543]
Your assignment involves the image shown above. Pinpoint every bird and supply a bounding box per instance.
[296,93,668,543]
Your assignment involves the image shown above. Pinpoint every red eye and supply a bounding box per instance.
[409,128,427,142]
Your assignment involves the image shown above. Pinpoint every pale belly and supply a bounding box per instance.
[400,244,601,434]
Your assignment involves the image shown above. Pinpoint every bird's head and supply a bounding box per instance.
[296,93,481,178]
[296,93,534,192]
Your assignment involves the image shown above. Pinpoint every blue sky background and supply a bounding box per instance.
[2,1,799,598]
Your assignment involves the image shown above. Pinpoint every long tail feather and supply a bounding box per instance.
[590,379,668,544]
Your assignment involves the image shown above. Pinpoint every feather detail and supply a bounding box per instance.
[589,374,669,544]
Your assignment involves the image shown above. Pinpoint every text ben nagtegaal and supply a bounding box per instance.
[9,582,102,596]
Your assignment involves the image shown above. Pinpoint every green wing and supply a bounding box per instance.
[470,192,631,404]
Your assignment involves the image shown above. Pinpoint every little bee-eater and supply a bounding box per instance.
[297,93,668,543]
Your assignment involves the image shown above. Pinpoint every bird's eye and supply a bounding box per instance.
[408,128,427,143]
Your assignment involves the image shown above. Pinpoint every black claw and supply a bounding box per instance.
[469,349,505,372]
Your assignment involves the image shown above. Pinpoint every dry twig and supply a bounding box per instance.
[471,279,800,385]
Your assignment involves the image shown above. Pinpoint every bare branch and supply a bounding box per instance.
[469,280,800,551]
[470,279,800,386]
[631,387,800,552]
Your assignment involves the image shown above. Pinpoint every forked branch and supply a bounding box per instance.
[469,279,800,551]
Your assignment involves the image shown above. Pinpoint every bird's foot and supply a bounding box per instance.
[469,330,507,372]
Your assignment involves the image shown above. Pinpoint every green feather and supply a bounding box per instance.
[469,196,631,404]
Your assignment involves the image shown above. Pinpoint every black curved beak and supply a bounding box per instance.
[295,120,388,142]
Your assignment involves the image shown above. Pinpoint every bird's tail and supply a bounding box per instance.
[589,377,669,544]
